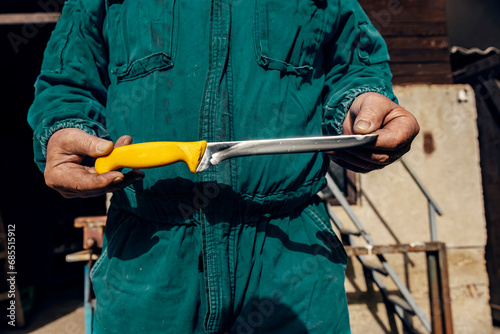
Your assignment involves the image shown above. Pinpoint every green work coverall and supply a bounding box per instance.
[28,0,396,332]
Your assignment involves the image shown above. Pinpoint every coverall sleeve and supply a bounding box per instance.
[27,0,109,172]
[322,0,397,136]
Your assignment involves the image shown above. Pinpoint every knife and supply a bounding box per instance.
[94,134,377,174]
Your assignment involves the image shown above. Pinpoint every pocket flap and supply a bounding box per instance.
[112,52,173,83]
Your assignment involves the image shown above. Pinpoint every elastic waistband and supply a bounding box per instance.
[110,178,327,225]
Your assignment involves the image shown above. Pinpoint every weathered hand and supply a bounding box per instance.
[44,128,144,198]
[328,92,420,173]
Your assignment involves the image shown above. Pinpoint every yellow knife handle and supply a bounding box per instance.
[94,141,208,174]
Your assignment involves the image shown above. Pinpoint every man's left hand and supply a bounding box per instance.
[328,92,420,173]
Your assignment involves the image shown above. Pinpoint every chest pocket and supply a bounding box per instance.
[254,0,328,76]
[105,0,177,83]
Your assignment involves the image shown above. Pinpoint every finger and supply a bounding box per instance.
[50,167,144,199]
[114,135,133,148]
[334,129,411,157]
[329,156,380,174]
[329,153,385,173]
[104,170,145,193]
[329,147,402,168]
[371,112,419,150]
[46,165,125,198]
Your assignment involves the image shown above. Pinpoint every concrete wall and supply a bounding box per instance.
[331,85,494,333]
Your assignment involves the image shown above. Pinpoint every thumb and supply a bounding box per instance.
[60,129,114,157]
[351,95,389,135]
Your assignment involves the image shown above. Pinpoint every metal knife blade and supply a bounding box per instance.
[195,134,377,172]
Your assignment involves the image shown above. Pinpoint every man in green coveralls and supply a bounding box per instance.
[28,0,419,333]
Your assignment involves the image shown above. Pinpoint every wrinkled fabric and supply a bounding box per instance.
[92,195,349,333]
[28,0,396,333]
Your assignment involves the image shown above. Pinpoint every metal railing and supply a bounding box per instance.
[323,158,451,333]
[325,173,433,332]
[400,159,444,241]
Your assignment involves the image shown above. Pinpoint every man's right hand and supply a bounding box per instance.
[44,128,144,198]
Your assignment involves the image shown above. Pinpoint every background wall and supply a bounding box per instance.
[0,16,107,327]
[332,84,492,333]
[445,0,500,49]
[358,0,452,85]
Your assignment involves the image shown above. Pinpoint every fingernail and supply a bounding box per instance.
[355,120,371,132]
[112,176,124,184]
[97,141,112,154]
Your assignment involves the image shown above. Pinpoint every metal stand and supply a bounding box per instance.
[65,216,106,334]
[343,243,453,334]
[323,169,453,333]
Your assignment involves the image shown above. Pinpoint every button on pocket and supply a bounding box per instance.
[105,0,176,82]
[254,0,328,75]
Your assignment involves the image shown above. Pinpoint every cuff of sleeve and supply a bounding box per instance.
[34,119,109,171]
[322,86,392,135]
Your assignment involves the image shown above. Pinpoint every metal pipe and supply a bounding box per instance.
[429,202,438,241]
[401,159,444,216]
[427,251,444,333]
[84,263,93,334]
[438,245,454,333]
[325,173,432,332]
[325,174,375,244]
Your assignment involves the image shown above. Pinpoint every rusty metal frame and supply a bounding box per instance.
[68,220,454,333]
[0,13,61,25]
[74,216,107,249]
[344,242,454,334]
[68,216,107,334]
[327,169,358,205]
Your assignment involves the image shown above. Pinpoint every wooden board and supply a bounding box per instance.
[360,0,446,23]
[358,0,453,85]
[390,64,453,84]
[378,22,448,37]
